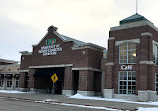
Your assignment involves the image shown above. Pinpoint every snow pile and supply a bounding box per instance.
[0,90,26,94]
[138,107,158,111]
[70,94,158,106]
[70,94,129,102]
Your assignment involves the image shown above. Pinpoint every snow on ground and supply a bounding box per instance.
[50,102,123,111]
[0,90,26,94]
[138,107,158,111]
[69,94,158,106]
[37,99,125,111]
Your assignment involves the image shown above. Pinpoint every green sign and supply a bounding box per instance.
[39,38,62,56]
[46,38,56,46]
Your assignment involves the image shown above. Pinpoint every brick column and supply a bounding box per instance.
[103,37,115,98]
[78,70,94,96]
[138,32,156,101]
[19,72,27,91]
[62,67,74,96]
[139,33,153,90]
[28,68,36,92]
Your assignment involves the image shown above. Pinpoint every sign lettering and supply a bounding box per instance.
[38,38,62,56]
[121,65,132,70]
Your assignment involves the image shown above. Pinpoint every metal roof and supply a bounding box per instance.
[60,34,85,45]
[120,13,150,24]
[0,58,19,64]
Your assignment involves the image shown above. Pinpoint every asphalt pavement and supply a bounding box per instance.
[0,92,157,111]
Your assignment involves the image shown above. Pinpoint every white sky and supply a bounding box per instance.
[0,0,158,61]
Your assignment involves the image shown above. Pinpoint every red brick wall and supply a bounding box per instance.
[78,70,94,91]
[106,24,158,94]
[20,32,103,70]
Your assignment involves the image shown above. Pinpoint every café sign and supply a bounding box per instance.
[38,38,62,56]
[121,65,132,70]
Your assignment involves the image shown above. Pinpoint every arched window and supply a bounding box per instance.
[119,42,136,64]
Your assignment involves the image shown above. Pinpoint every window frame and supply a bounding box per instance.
[153,44,158,65]
[119,42,136,64]
[6,79,12,88]
[155,73,158,94]
[0,79,4,87]
[15,79,19,88]
[118,71,136,95]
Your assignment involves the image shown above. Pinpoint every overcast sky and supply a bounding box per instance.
[0,0,158,61]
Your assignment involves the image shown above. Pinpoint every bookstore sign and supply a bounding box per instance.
[38,38,62,56]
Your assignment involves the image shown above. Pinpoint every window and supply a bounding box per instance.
[6,79,12,88]
[153,44,158,65]
[0,79,3,87]
[119,71,136,94]
[15,80,19,88]
[155,73,158,94]
[26,73,29,88]
[119,42,136,64]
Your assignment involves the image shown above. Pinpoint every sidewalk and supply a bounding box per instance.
[0,92,158,110]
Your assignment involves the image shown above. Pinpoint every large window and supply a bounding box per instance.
[6,79,12,88]
[119,42,136,64]
[15,79,19,88]
[119,71,136,94]
[0,79,3,87]
[153,44,158,65]
[155,73,158,94]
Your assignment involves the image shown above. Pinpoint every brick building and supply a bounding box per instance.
[0,59,20,90]
[104,13,158,101]
[19,26,106,96]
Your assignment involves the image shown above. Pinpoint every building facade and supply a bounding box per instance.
[0,59,20,90]
[104,13,158,101]
[19,26,106,96]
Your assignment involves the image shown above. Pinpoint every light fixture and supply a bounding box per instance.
[132,53,136,57]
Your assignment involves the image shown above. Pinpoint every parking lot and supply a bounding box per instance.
[0,92,157,111]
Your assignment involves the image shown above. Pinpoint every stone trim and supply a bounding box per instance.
[62,90,74,96]
[115,39,140,46]
[77,91,94,96]
[72,67,101,72]
[110,20,157,31]
[103,89,114,98]
[141,32,153,37]
[72,46,104,52]
[139,61,154,65]
[108,37,115,40]
[138,90,157,102]
[29,64,73,68]
[20,70,29,72]
[105,62,114,66]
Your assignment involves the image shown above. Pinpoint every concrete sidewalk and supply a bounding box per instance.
[0,93,158,110]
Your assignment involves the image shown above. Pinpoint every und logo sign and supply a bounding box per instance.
[46,38,56,46]
[38,38,62,56]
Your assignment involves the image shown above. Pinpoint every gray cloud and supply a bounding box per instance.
[0,0,158,61]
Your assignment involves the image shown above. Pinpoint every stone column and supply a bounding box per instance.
[77,70,94,96]
[62,66,74,96]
